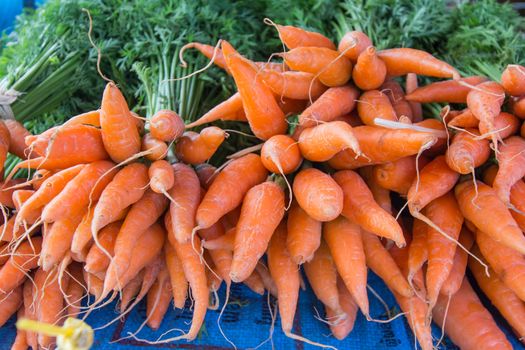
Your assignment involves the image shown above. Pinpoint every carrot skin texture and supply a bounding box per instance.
[164,242,188,309]
[405,76,487,103]
[501,64,525,96]
[286,201,322,264]
[185,93,245,129]
[338,31,372,62]
[146,264,172,330]
[85,221,121,274]
[466,81,505,146]
[405,73,422,122]
[3,119,30,159]
[492,136,525,205]
[373,156,428,195]
[440,228,474,296]
[0,285,22,327]
[261,135,302,175]
[446,130,490,174]
[175,127,226,165]
[276,24,336,50]
[357,90,398,126]
[150,109,184,142]
[0,238,42,293]
[259,70,327,100]
[141,134,168,161]
[231,181,285,282]
[433,279,512,350]
[328,278,359,340]
[333,170,405,246]
[149,160,175,194]
[378,48,459,79]
[352,46,386,90]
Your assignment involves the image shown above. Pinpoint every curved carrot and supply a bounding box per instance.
[407,219,428,288]
[149,109,184,142]
[357,90,397,126]
[185,93,246,129]
[338,31,372,62]
[352,46,386,90]
[299,121,360,162]
[333,170,405,246]
[492,136,525,205]
[440,228,474,296]
[63,110,101,127]
[100,82,141,163]
[378,48,459,79]
[164,242,188,309]
[259,70,327,100]
[501,64,525,96]
[293,168,343,222]
[448,109,479,128]
[149,160,174,195]
[433,279,512,350]
[273,23,335,50]
[406,76,487,103]
[446,129,490,175]
[175,127,226,165]
[359,166,392,214]
[286,201,321,265]
[281,47,352,87]
[141,134,168,161]
[455,180,525,255]
[146,263,172,330]
[261,135,302,175]
[196,154,267,229]
[3,119,30,159]
[222,41,287,140]
[230,181,284,282]
[180,42,229,72]
[373,156,428,196]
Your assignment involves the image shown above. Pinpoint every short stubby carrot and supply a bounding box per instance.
[222,40,287,140]
[293,168,343,222]
[175,127,226,165]
[352,46,386,90]
[258,70,327,100]
[455,180,525,255]
[273,23,336,50]
[261,134,302,175]
[286,201,321,264]
[281,47,353,87]
[196,154,268,229]
[378,48,460,79]
[299,85,359,128]
[445,129,490,175]
[433,279,512,350]
[149,109,185,142]
[149,160,175,194]
[405,76,487,103]
[373,156,428,196]
[338,31,372,62]
[501,64,525,96]
[298,121,361,162]
[333,170,405,246]
[141,134,168,161]
[357,90,397,126]
[100,82,141,163]
[230,181,284,282]
[492,136,525,205]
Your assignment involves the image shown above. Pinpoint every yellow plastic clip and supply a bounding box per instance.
[16,317,94,350]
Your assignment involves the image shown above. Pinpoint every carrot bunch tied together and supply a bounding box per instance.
[1,18,525,350]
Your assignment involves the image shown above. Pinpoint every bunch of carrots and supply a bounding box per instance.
[2,19,525,350]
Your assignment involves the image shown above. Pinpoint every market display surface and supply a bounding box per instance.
[2,1,525,349]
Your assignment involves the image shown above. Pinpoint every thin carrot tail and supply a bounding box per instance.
[284,331,337,349]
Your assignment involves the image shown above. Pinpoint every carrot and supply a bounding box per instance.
[357,89,397,126]
[378,48,459,79]
[511,95,525,119]
[440,228,474,296]
[338,31,372,62]
[230,181,284,282]
[0,121,9,175]
[281,47,353,87]
[84,270,103,299]
[0,285,22,327]
[447,109,479,128]
[62,110,101,127]
[85,221,121,275]
[424,192,463,308]
[185,93,246,129]
[12,189,34,212]
[469,247,525,341]
[272,22,335,50]
[352,46,386,90]
[30,169,53,190]
[433,279,512,350]
[359,166,392,214]
[476,230,525,301]
[41,160,117,223]
[406,76,487,103]
[3,119,30,159]
[381,79,413,121]
[304,240,343,316]
[243,270,265,295]
[146,262,172,330]
[119,270,144,312]
[196,154,267,229]
[405,73,422,122]
[373,156,429,196]
[0,237,41,293]
[415,119,447,156]
[180,42,229,72]
[195,164,217,190]
[328,278,359,340]
[492,136,525,205]
[293,168,343,222]
[202,226,236,251]
[65,262,85,318]
[141,134,168,161]
[167,163,200,243]
[39,210,85,271]
[446,129,490,175]
[479,112,520,140]
[113,190,168,271]
[298,121,361,162]
[164,242,188,309]
[328,126,437,169]
[255,263,277,296]
[324,216,368,316]
[149,160,174,195]
[258,70,327,100]
[455,180,525,255]
[333,170,405,246]
[175,127,226,165]
[222,41,287,140]
[286,201,321,264]
[149,109,184,142]
[22,279,37,350]
[407,219,428,290]
[362,231,412,297]
[260,135,302,175]
[501,64,525,96]
[100,82,141,163]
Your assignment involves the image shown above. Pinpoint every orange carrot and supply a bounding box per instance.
[446,129,490,175]
[501,64,525,96]
[406,76,487,103]
[258,70,327,100]
[324,216,368,316]
[243,270,265,295]
[196,154,267,229]
[338,31,372,62]
[65,262,85,318]
[455,180,525,255]
[373,156,429,196]
[149,160,174,194]
[481,112,520,140]
[62,110,101,127]
[222,41,287,140]
[281,47,353,87]
[141,134,168,161]
[328,278,359,340]
[149,109,184,142]
[378,48,459,79]
[261,135,302,175]
[286,201,321,264]
[357,89,397,126]
[440,228,474,296]
[293,168,343,222]
[195,163,217,190]
[11,308,28,350]
[164,242,188,309]
[273,23,335,50]
[0,237,41,293]
[492,136,525,205]
[185,93,246,129]
[85,221,121,275]
[0,285,22,327]
[405,73,422,122]
[0,121,9,175]
[180,42,229,72]
[175,127,226,164]
[100,83,141,163]
[146,262,172,330]
[22,279,37,350]
[407,219,428,289]
[333,170,405,246]
[352,46,386,90]
[511,96,525,119]
[433,279,512,350]
[202,226,236,251]
[3,119,30,159]
[120,270,144,312]
[12,189,34,212]
[230,181,284,282]
[382,79,413,121]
